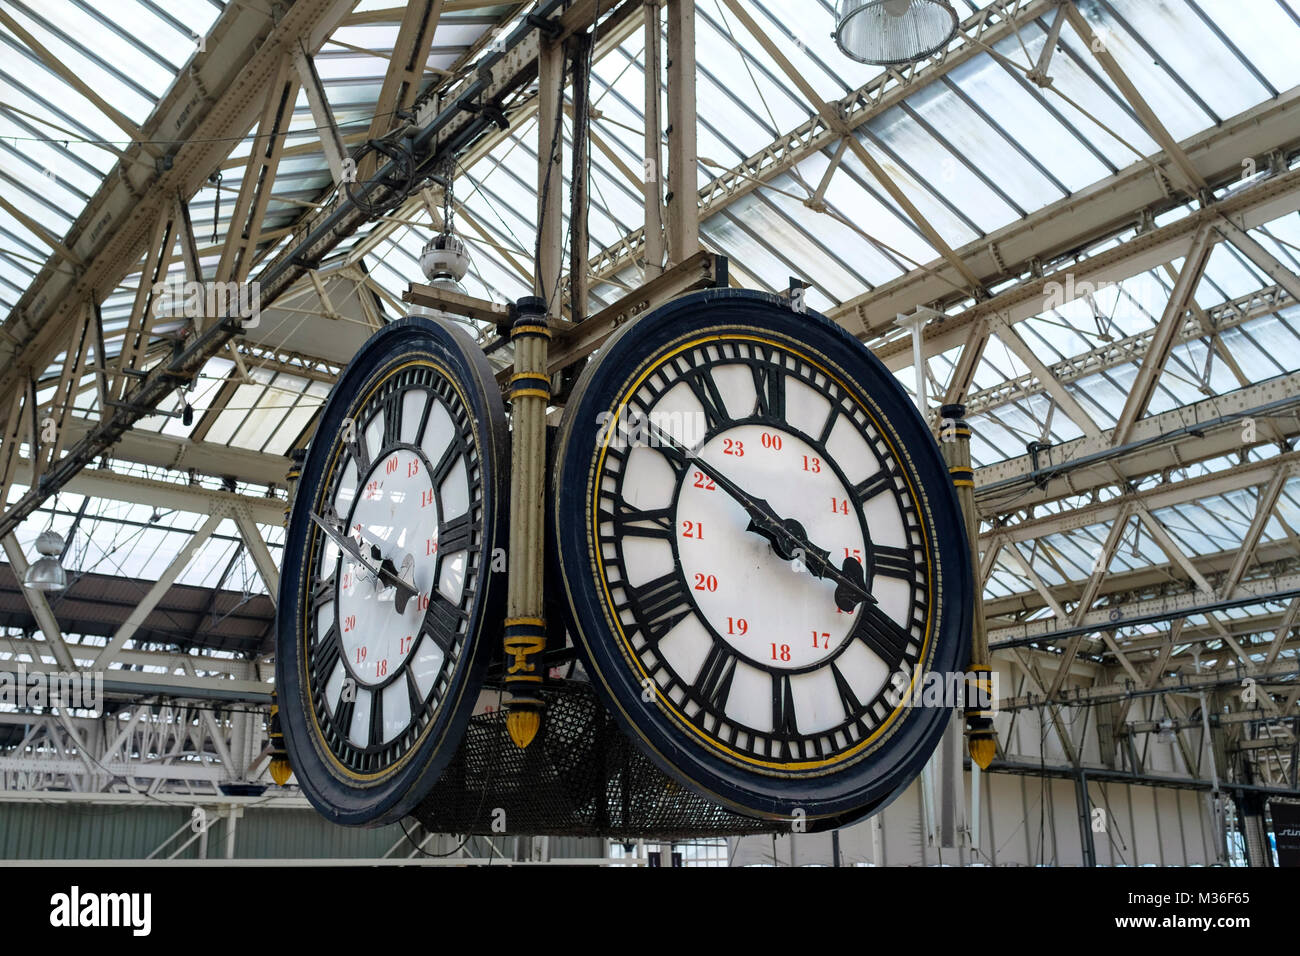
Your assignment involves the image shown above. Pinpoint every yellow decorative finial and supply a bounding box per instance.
[968,736,996,771]
[506,708,540,749]
[269,756,293,786]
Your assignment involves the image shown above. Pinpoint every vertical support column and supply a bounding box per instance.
[940,404,996,770]
[1075,770,1097,868]
[536,37,565,311]
[504,297,552,748]
[503,28,565,750]
[643,0,666,279]
[569,31,593,322]
[664,0,698,265]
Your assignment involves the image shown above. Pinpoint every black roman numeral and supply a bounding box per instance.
[695,643,737,711]
[772,673,798,755]
[437,513,474,554]
[606,500,674,540]
[872,545,917,580]
[424,594,464,652]
[751,361,786,420]
[311,575,335,605]
[682,367,730,433]
[313,624,341,684]
[429,442,461,490]
[854,604,912,671]
[382,389,404,447]
[369,686,384,747]
[407,667,426,718]
[831,662,862,722]
[332,687,355,742]
[627,571,694,644]
[817,405,838,446]
[854,469,893,502]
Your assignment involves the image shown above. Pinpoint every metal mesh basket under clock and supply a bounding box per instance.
[411,680,781,840]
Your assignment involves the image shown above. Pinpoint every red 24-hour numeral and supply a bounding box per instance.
[760,432,782,450]
[376,658,388,678]
[770,643,791,662]
[727,617,748,635]
[682,520,703,539]
[692,471,716,490]
[407,460,419,478]
[420,489,435,508]
[831,497,850,515]
[426,538,437,556]
[399,635,413,655]
[343,615,357,633]
[802,456,821,473]
[385,456,398,475]
[723,438,744,457]
[811,630,829,649]
[354,645,366,663]
[844,547,863,562]
[693,573,718,592]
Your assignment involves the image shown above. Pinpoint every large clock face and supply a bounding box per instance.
[554,290,970,824]
[277,318,507,826]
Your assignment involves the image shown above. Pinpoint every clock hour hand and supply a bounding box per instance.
[310,511,419,609]
[645,423,875,610]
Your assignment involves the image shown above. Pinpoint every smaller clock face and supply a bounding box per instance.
[278,317,506,827]
[306,363,480,775]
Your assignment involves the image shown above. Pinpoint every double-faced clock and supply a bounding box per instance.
[552,289,971,826]
[276,317,509,826]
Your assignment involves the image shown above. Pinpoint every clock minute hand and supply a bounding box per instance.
[310,511,418,607]
[645,424,875,610]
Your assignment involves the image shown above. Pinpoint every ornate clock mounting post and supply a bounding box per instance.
[503,297,552,748]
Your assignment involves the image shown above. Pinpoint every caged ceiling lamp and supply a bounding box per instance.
[23,530,67,592]
[833,0,959,66]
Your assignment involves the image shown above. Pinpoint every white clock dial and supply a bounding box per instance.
[596,339,929,765]
[304,364,479,772]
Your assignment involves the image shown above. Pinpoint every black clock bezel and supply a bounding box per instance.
[277,317,508,827]
[552,289,972,825]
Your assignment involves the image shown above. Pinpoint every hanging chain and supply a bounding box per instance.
[438,155,455,235]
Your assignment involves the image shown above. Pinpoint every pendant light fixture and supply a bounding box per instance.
[23,529,67,592]
[833,0,959,66]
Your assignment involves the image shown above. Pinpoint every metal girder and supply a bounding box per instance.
[362,0,446,178]
[990,569,1300,650]
[582,0,1056,288]
[54,417,291,488]
[292,45,348,185]
[997,658,1296,713]
[964,281,1293,416]
[987,313,1102,437]
[976,370,1300,514]
[987,454,1298,546]
[717,0,983,293]
[0,0,623,544]
[854,92,1300,351]
[92,512,223,671]
[1,636,255,678]
[232,507,280,599]
[1,534,77,671]
[0,0,359,400]
[1061,2,1208,196]
[665,0,700,266]
[1111,225,1215,445]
